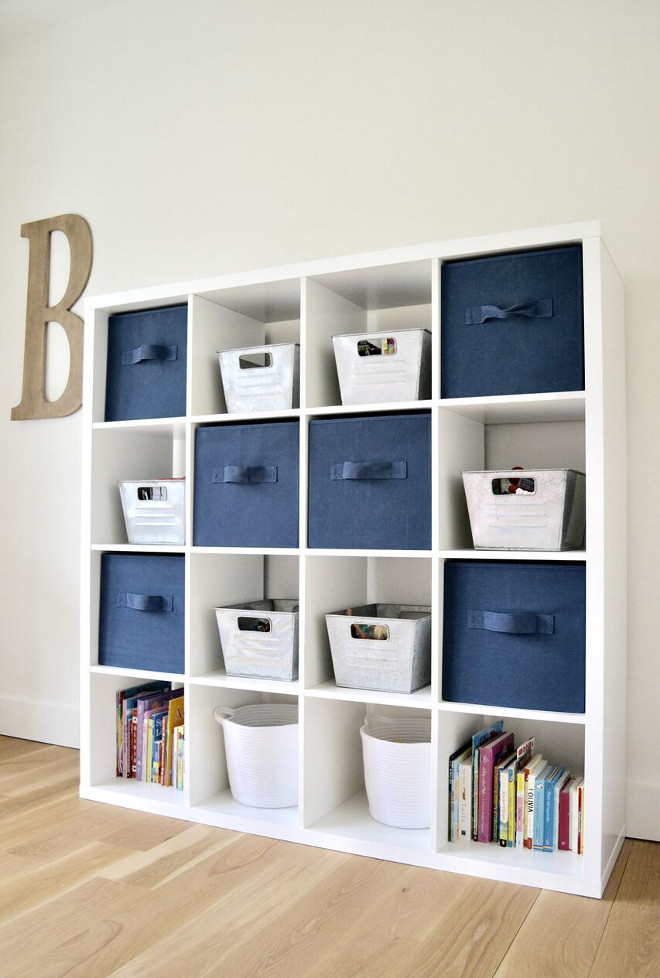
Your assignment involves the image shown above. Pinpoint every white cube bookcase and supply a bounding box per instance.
[80,221,626,897]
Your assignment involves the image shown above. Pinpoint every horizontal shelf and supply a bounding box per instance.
[90,547,586,560]
[81,779,188,813]
[90,664,185,683]
[191,546,301,557]
[435,838,591,895]
[92,417,186,431]
[306,400,433,417]
[191,409,301,425]
[91,544,186,554]
[306,790,432,856]
[437,700,587,725]
[304,548,432,559]
[438,392,585,424]
[190,672,301,695]
[440,550,587,561]
[191,789,300,831]
[89,395,585,430]
[305,681,433,708]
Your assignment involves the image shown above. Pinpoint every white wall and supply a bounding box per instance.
[0,0,657,839]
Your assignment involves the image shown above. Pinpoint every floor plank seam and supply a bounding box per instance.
[490,886,543,977]
[584,840,634,978]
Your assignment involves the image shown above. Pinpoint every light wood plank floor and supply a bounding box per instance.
[0,737,657,977]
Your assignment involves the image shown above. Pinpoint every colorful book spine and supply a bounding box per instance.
[175,724,184,790]
[523,756,545,850]
[448,741,471,842]
[558,776,574,850]
[570,777,584,851]
[532,764,554,850]
[471,721,504,841]
[543,767,566,851]
[577,782,585,854]
[552,771,571,851]
[507,764,516,847]
[477,733,514,843]
[458,755,473,840]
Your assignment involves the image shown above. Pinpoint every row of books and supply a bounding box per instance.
[448,721,585,854]
[116,681,185,789]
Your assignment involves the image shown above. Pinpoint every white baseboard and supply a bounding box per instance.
[0,698,79,749]
[625,781,660,842]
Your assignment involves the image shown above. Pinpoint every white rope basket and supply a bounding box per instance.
[360,715,432,828]
[214,703,298,808]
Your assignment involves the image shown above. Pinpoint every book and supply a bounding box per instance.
[551,770,571,851]
[477,732,513,843]
[116,681,170,778]
[173,723,184,790]
[165,695,185,787]
[514,738,535,848]
[458,753,473,840]
[498,756,516,847]
[558,776,574,850]
[569,776,584,852]
[470,721,504,840]
[541,765,565,851]
[523,755,545,850]
[150,709,167,784]
[448,741,472,842]
[143,706,168,783]
[532,763,554,850]
[494,750,515,843]
[577,781,585,855]
[507,760,516,847]
[135,687,177,780]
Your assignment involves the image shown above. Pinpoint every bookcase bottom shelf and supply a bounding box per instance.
[79,784,621,898]
[81,780,188,818]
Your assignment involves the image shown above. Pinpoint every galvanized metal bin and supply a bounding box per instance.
[462,468,586,551]
[215,599,299,681]
[118,478,185,545]
[332,328,431,405]
[325,604,432,693]
[218,343,299,413]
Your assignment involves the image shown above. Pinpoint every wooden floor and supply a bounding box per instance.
[0,738,657,977]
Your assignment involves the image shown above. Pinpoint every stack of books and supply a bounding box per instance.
[115,681,184,789]
[448,722,584,854]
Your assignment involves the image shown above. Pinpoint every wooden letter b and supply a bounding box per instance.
[11,214,93,420]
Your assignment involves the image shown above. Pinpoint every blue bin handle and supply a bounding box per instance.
[117,592,174,613]
[122,344,178,365]
[465,299,553,325]
[467,610,554,635]
[212,465,278,484]
[330,460,407,481]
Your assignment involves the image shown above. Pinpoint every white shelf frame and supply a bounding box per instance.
[80,221,626,898]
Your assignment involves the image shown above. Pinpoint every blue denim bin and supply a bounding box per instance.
[105,305,188,421]
[98,553,185,674]
[308,413,431,550]
[441,245,584,398]
[193,421,299,548]
[442,560,586,713]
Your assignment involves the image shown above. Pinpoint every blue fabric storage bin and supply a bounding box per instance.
[105,305,188,421]
[308,413,431,550]
[193,421,299,547]
[98,553,185,674]
[442,560,585,713]
[441,245,584,398]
